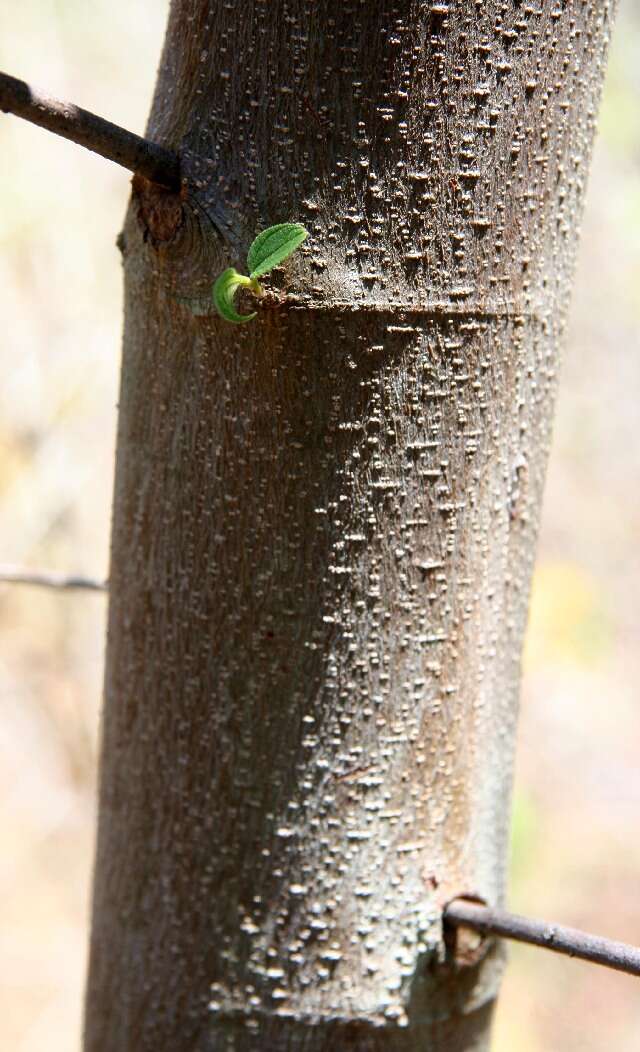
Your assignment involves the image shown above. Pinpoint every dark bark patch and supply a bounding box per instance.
[132,172,184,244]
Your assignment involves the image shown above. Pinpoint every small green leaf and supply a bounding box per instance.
[247,223,308,279]
[213,268,258,324]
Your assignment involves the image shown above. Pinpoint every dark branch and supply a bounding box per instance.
[0,565,107,593]
[445,899,640,979]
[0,70,180,191]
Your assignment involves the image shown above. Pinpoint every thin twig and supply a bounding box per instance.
[445,899,640,979]
[0,565,107,593]
[0,70,180,190]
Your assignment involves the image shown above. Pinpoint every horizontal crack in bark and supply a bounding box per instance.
[284,297,540,322]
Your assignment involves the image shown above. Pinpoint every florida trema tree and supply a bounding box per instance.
[1,1,618,1049]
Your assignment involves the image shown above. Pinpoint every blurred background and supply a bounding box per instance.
[0,2,638,1049]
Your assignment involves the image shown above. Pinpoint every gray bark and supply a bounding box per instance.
[84,2,616,1049]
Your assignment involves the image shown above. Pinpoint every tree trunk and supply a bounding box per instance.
[84,2,616,1049]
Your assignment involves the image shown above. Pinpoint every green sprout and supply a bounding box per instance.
[213,223,308,324]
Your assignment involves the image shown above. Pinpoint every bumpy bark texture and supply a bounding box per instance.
[84,2,616,1050]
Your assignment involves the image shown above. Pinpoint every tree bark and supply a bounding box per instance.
[84,2,617,1049]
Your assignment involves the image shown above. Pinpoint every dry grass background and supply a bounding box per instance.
[0,3,638,1049]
